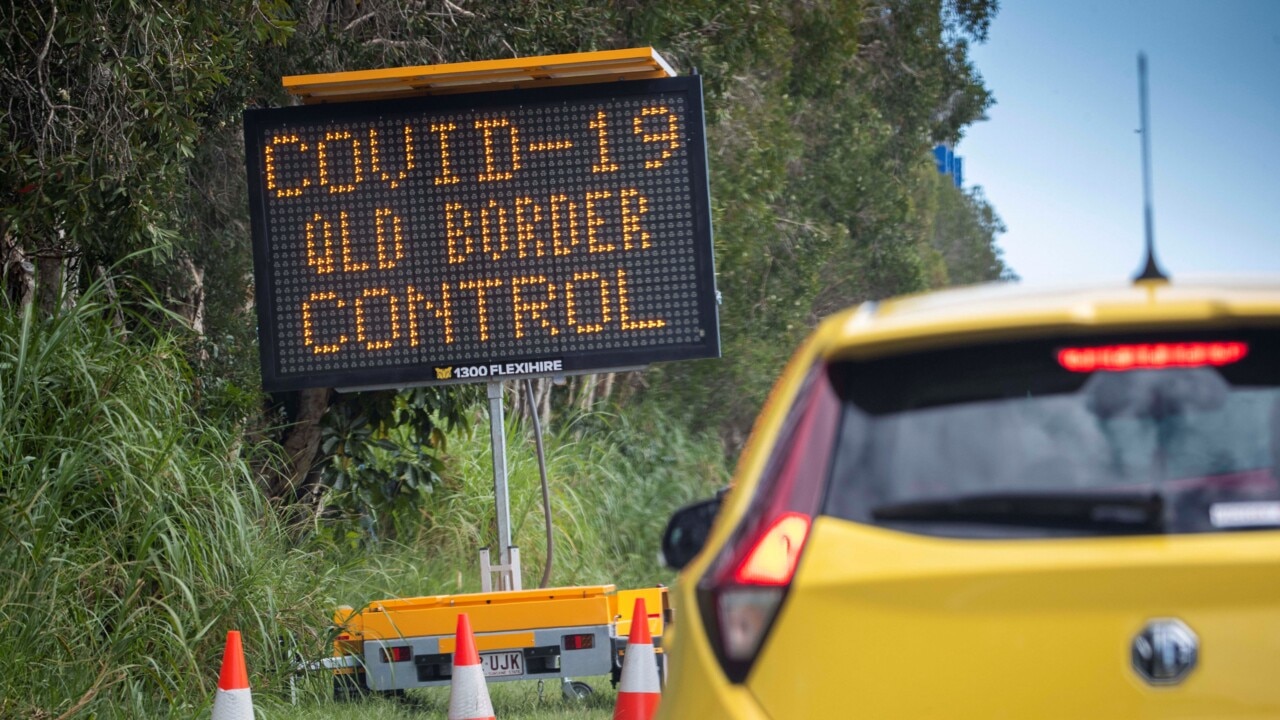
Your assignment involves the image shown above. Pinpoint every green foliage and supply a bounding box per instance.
[283,0,620,77]
[277,679,618,718]
[316,385,479,539]
[1,0,292,263]
[0,283,334,718]
[619,0,794,112]
[639,0,1004,439]
[374,398,729,596]
[929,177,1014,285]
[0,0,294,425]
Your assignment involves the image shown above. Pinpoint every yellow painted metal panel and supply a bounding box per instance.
[654,582,772,720]
[747,518,1280,718]
[612,587,668,639]
[365,585,611,611]
[349,595,615,640]
[438,632,536,654]
[284,48,676,103]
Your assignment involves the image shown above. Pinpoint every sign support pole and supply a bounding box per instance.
[482,379,521,591]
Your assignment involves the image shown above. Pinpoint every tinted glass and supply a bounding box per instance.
[825,329,1280,537]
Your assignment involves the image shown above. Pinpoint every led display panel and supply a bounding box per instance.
[244,77,718,391]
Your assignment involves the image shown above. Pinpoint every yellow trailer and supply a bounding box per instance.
[330,585,668,698]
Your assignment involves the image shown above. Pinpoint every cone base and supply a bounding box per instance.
[448,663,496,720]
[613,690,660,720]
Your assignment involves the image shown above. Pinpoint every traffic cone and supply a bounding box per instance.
[448,612,496,720]
[614,598,661,720]
[212,630,253,720]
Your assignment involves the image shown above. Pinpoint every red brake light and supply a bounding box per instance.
[732,513,812,585]
[1058,341,1248,372]
[698,363,841,683]
[380,645,412,663]
[562,633,595,650]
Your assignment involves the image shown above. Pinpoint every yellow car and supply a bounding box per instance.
[658,277,1280,718]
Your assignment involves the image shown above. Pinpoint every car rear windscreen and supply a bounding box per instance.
[824,328,1280,538]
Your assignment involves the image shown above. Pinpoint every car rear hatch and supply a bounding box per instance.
[754,521,1280,717]
[700,326,1280,717]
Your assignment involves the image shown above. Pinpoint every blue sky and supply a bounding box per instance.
[959,0,1280,286]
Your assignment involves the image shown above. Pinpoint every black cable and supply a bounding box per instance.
[525,379,555,588]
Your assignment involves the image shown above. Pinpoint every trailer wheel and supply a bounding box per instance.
[562,680,594,700]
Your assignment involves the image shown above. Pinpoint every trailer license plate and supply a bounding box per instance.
[481,651,523,677]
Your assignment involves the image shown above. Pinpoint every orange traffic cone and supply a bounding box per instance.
[614,598,661,720]
[212,630,253,720]
[448,612,496,720]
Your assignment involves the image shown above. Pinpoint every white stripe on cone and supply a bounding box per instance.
[448,663,495,720]
[211,687,253,720]
[618,641,661,693]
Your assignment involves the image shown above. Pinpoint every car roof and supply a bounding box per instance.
[817,276,1280,360]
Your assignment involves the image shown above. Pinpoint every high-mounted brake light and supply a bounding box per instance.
[1058,341,1248,372]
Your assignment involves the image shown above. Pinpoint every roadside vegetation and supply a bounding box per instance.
[2,1,1007,716]
[276,681,619,719]
[0,281,723,717]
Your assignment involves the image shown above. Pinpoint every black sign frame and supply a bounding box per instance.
[244,76,718,392]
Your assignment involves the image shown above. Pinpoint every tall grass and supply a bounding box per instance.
[328,396,730,604]
[0,292,334,718]
[275,677,617,719]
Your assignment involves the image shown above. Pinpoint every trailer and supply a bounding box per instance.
[330,584,668,699]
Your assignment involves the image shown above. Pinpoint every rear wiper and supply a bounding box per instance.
[871,490,1165,534]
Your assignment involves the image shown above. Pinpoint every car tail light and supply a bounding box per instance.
[733,513,812,584]
[698,364,841,683]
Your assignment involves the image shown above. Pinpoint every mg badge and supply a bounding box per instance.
[1131,618,1198,685]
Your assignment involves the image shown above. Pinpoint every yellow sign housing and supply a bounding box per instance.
[284,47,677,104]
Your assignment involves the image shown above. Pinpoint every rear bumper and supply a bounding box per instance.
[655,590,770,719]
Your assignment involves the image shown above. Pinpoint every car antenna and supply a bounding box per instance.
[1134,52,1169,282]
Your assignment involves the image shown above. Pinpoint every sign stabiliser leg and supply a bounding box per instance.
[482,379,522,591]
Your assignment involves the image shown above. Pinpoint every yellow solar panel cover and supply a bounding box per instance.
[283,47,677,104]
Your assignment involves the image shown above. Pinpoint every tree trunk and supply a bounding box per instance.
[1,232,35,312]
[180,257,206,336]
[538,378,552,430]
[35,250,66,318]
[177,257,208,360]
[96,266,127,335]
[576,373,597,413]
[275,387,332,503]
[599,372,615,405]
